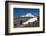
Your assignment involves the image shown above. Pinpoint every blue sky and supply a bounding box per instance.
[13,8,39,17]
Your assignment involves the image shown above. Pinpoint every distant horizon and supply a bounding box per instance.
[13,8,39,17]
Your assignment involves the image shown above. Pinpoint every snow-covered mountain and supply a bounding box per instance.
[20,13,35,17]
[20,13,37,25]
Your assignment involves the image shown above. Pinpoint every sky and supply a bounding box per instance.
[13,8,39,17]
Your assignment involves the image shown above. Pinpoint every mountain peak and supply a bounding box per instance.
[21,13,35,17]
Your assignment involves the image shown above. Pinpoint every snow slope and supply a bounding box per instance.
[21,13,37,25]
[22,17,37,25]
